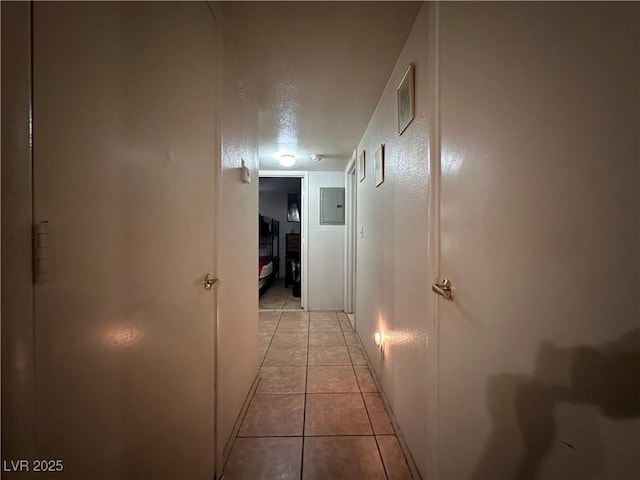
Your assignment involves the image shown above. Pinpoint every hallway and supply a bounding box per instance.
[3,2,639,479]
[221,311,413,480]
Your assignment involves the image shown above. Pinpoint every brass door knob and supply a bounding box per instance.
[204,274,221,291]
[432,278,453,300]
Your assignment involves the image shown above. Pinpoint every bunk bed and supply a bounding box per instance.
[258,215,279,296]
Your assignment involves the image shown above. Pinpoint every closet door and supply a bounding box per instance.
[435,3,639,479]
[32,3,220,478]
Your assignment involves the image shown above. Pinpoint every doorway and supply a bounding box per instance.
[258,171,308,311]
[344,154,357,323]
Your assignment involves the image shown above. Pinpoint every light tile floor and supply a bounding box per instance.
[260,278,302,310]
[221,311,414,480]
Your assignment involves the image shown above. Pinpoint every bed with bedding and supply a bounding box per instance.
[258,215,279,296]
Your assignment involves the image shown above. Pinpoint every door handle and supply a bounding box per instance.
[432,278,453,300]
[204,274,221,291]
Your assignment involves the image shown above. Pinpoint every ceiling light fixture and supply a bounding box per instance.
[311,154,323,162]
[279,154,296,167]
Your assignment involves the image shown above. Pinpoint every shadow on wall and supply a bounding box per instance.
[472,329,640,480]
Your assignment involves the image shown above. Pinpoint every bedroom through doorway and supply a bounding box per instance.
[258,175,305,311]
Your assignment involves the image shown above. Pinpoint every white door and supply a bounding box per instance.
[32,3,220,479]
[435,3,639,480]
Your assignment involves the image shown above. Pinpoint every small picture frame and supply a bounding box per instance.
[374,144,385,187]
[358,150,366,182]
[397,63,415,135]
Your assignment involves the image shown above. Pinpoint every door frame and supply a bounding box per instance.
[1,0,36,462]
[427,3,442,479]
[211,6,223,477]
[259,170,309,311]
[344,153,357,318]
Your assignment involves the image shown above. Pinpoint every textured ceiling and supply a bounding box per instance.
[216,1,422,171]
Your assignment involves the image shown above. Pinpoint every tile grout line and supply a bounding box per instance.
[363,393,391,480]
[219,374,263,476]
[352,326,419,480]
[300,311,310,480]
[340,312,391,480]
[236,434,396,439]
[220,310,285,477]
[259,310,284,368]
[230,311,405,479]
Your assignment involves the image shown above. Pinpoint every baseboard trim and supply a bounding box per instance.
[358,338,424,480]
[218,372,261,479]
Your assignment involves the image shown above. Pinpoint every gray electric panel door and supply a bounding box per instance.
[320,187,345,225]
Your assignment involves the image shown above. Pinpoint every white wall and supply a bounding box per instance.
[308,171,345,310]
[355,4,433,476]
[218,38,260,466]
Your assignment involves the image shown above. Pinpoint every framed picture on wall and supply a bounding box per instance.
[358,150,366,182]
[397,63,415,135]
[375,144,385,187]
